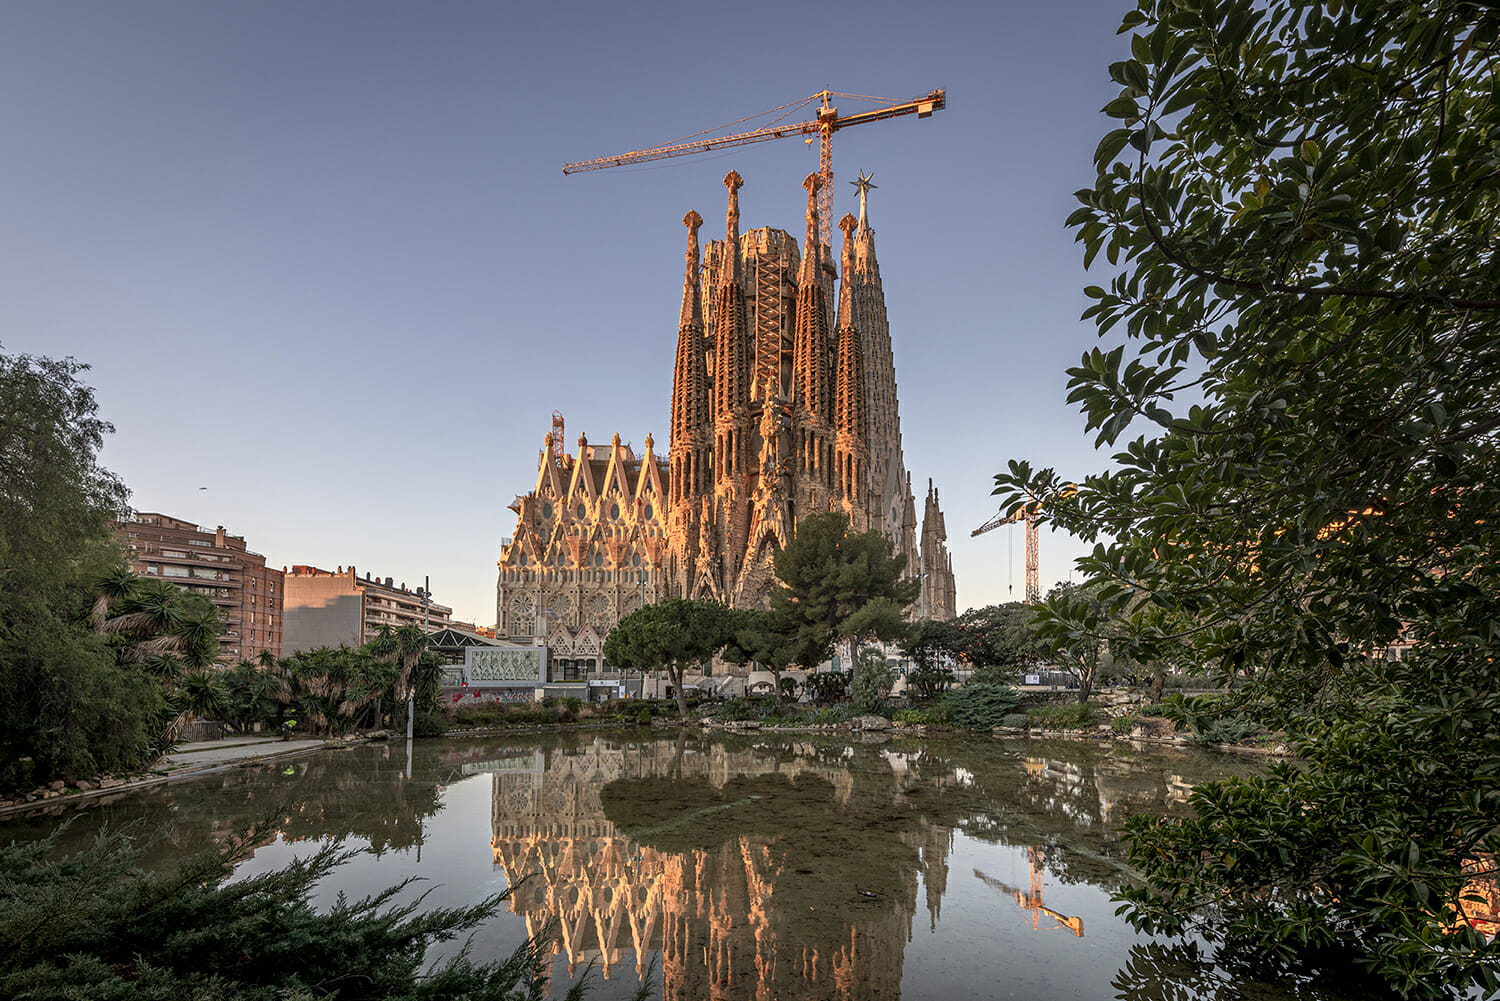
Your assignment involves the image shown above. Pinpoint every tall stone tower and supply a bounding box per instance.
[664,171,953,616]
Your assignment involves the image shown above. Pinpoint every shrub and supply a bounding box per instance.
[1110,715,1135,734]
[1026,703,1096,730]
[940,684,1024,730]
[1189,716,1260,746]
[1000,713,1029,730]
[718,698,757,722]
[811,705,854,726]
[806,672,850,704]
[411,709,449,738]
[0,827,634,1001]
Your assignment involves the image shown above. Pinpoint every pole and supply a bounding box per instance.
[407,574,428,746]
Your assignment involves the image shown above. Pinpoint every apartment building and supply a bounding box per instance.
[281,565,453,655]
[120,513,283,663]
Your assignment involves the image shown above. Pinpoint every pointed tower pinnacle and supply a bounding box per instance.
[713,170,751,471]
[852,171,877,232]
[793,173,833,427]
[799,172,821,285]
[670,209,710,505]
[835,212,868,509]
[723,170,743,283]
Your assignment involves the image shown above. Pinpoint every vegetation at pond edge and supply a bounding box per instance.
[0,824,652,1001]
[990,0,1500,995]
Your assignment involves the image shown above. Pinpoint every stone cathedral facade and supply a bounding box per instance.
[496,172,955,669]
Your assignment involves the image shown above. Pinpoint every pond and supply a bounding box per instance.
[1,730,1366,1000]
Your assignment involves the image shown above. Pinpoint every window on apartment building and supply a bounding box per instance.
[162,550,187,558]
[188,539,211,547]
[145,564,159,575]
[162,566,189,578]
[191,568,219,579]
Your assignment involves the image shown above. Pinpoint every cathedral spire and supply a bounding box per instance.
[793,173,833,426]
[713,172,751,452]
[723,170,742,284]
[835,212,868,509]
[670,210,710,505]
[835,213,867,440]
[799,172,821,286]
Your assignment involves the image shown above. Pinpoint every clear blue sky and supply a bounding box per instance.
[4,0,1134,627]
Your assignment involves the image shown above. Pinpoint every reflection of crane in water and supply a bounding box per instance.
[975,846,1085,937]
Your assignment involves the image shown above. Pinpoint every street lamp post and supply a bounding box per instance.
[407,575,429,744]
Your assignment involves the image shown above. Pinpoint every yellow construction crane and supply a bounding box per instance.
[974,484,1074,604]
[562,89,946,247]
[973,505,1041,605]
[974,847,1085,937]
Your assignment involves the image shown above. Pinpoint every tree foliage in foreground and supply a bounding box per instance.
[0,351,160,787]
[0,826,646,1001]
[992,1,1500,995]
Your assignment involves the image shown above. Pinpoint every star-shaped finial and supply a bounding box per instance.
[851,171,877,226]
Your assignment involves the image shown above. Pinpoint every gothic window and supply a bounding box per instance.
[547,592,575,626]
[509,593,536,636]
[610,501,621,519]
[586,593,611,629]
[576,503,587,519]
[542,502,554,520]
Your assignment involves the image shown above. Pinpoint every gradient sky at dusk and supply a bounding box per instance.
[4,0,1136,626]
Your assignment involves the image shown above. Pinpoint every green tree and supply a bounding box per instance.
[849,647,895,714]
[994,1,1500,993]
[223,660,281,735]
[603,597,732,716]
[280,646,389,736]
[721,607,799,711]
[770,512,918,687]
[0,350,165,788]
[92,575,225,750]
[366,624,432,731]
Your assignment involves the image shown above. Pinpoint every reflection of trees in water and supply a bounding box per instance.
[4,743,452,867]
[1110,938,1370,1001]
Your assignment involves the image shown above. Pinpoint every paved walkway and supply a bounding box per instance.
[160,736,327,772]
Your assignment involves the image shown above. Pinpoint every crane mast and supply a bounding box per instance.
[972,506,1041,604]
[563,89,946,247]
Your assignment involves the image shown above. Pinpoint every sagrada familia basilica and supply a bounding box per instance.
[496,171,956,671]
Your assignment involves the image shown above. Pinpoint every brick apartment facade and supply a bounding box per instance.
[120,513,283,663]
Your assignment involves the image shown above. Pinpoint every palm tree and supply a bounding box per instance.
[92,573,223,754]
[366,625,429,733]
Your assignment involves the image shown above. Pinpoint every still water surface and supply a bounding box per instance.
[2,731,1364,1000]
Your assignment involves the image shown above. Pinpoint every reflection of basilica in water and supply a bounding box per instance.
[477,735,1211,1001]
[485,739,947,1000]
